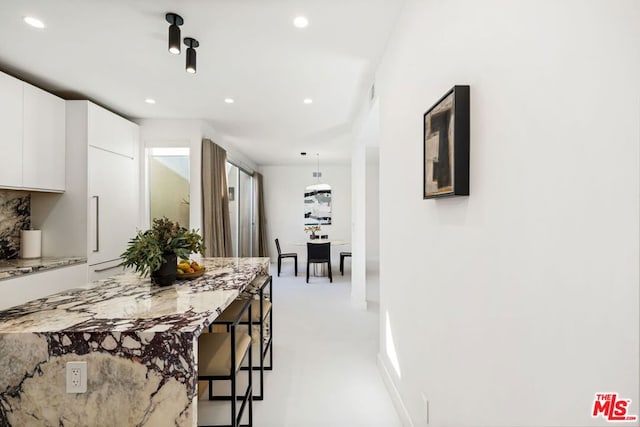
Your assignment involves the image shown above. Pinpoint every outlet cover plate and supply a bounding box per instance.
[66,361,87,393]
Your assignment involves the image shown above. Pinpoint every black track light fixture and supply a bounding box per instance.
[165,13,184,55]
[184,37,199,74]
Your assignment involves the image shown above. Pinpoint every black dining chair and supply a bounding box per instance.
[306,242,332,283]
[275,238,297,276]
[340,251,352,275]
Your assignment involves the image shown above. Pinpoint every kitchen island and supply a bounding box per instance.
[0,257,269,427]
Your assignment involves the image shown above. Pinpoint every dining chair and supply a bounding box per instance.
[306,242,332,283]
[340,251,352,275]
[275,238,297,276]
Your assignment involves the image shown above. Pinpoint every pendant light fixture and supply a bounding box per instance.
[165,13,184,55]
[313,153,322,179]
[184,37,199,74]
[308,153,330,191]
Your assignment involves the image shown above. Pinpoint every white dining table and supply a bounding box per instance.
[291,239,349,246]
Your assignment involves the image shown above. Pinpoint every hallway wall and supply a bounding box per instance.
[374,1,640,425]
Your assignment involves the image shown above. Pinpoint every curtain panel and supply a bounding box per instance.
[201,139,233,257]
[254,172,269,257]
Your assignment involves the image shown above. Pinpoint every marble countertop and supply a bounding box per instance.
[0,257,269,335]
[0,256,87,281]
[0,257,270,426]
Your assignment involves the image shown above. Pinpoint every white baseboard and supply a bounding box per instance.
[377,353,413,427]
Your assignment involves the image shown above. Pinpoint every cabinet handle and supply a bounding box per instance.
[94,264,122,273]
[93,195,100,252]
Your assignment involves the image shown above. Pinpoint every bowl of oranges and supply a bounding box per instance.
[177,260,206,280]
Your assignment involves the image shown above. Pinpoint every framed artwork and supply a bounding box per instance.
[423,85,470,198]
[304,184,332,225]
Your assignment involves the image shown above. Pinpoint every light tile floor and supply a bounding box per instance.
[198,262,401,427]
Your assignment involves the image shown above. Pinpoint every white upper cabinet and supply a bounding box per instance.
[0,71,66,192]
[87,102,135,158]
[0,72,24,187]
[22,83,66,191]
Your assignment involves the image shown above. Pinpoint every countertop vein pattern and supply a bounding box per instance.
[0,256,87,281]
[0,257,270,427]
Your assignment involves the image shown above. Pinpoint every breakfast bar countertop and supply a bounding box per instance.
[0,257,270,427]
[0,256,87,281]
[0,257,269,334]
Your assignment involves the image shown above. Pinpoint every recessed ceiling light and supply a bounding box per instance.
[24,16,45,29]
[224,98,235,104]
[145,98,156,104]
[303,98,313,104]
[293,16,309,28]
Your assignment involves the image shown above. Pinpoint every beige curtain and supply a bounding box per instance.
[202,139,233,257]
[254,172,269,257]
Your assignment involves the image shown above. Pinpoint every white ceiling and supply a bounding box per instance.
[0,0,403,165]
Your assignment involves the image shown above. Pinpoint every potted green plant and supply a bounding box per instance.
[120,217,205,286]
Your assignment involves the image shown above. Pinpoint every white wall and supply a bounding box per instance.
[352,99,382,307]
[201,122,258,174]
[137,119,258,235]
[261,164,351,270]
[351,141,367,306]
[374,1,640,426]
[137,119,203,232]
[365,147,380,301]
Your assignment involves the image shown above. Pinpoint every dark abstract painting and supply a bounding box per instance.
[423,85,470,198]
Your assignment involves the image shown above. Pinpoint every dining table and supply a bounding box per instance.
[291,239,349,246]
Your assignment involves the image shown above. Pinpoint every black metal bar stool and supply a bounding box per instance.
[214,275,273,400]
[198,299,253,427]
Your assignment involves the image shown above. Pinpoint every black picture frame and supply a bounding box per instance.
[423,85,470,199]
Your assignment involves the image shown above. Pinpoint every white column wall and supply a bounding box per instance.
[365,147,380,301]
[351,141,367,308]
[374,1,640,426]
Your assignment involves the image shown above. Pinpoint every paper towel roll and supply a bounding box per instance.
[20,230,42,259]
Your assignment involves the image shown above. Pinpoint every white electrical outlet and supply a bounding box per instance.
[66,361,87,393]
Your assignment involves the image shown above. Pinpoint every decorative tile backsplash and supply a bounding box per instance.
[0,190,30,260]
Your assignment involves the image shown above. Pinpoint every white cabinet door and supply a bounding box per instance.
[88,259,127,282]
[0,263,87,311]
[87,102,134,158]
[88,147,138,266]
[23,83,66,191]
[0,72,23,187]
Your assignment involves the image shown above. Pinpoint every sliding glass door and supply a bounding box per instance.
[226,162,254,257]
